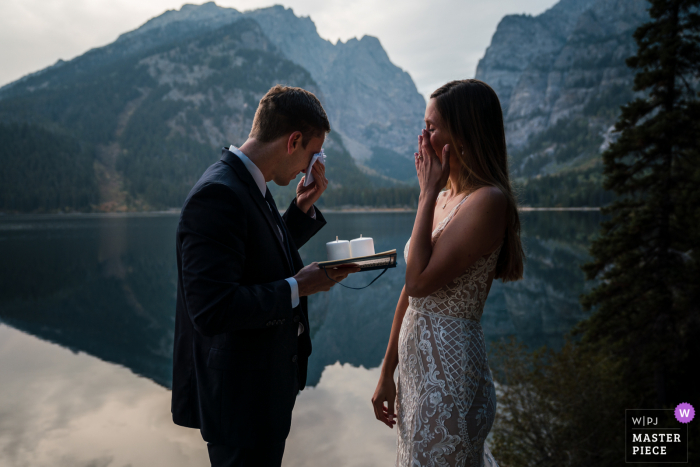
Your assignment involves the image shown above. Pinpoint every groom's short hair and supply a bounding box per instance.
[250,85,330,148]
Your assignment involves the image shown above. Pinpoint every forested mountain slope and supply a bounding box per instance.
[0,3,427,212]
[0,20,330,210]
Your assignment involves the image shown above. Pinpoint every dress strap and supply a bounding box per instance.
[437,193,471,230]
[451,193,470,216]
[435,190,446,207]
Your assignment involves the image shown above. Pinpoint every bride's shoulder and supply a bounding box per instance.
[465,186,507,210]
[447,186,508,232]
[447,186,507,239]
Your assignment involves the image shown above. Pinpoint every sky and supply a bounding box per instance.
[0,0,559,100]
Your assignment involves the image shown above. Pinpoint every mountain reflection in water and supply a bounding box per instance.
[0,211,602,389]
[0,211,601,466]
[0,323,396,467]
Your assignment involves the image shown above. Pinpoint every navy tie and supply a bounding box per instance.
[264,189,294,269]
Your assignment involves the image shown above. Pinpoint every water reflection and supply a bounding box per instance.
[0,211,602,466]
[0,211,602,389]
[0,324,395,467]
[0,324,207,467]
[301,211,601,384]
[0,214,177,387]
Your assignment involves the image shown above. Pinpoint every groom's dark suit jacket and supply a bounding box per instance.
[171,148,326,446]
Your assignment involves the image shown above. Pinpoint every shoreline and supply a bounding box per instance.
[324,206,602,213]
[0,206,602,218]
[518,207,601,212]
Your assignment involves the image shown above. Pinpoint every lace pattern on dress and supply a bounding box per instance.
[397,192,501,467]
[404,194,502,323]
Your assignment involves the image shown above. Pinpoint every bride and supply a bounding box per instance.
[372,79,524,467]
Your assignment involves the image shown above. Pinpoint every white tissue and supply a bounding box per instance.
[304,149,326,187]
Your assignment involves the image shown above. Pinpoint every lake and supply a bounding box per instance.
[0,210,601,466]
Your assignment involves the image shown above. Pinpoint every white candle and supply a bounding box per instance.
[350,234,374,258]
[326,236,352,261]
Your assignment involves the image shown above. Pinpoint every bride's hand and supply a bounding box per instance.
[415,128,450,198]
[371,375,397,428]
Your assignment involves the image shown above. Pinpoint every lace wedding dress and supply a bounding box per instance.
[397,194,501,467]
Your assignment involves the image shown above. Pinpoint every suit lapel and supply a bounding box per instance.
[220,149,293,275]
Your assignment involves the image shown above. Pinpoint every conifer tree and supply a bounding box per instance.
[580,0,700,407]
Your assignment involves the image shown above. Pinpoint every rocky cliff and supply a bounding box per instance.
[477,0,647,150]
[112,3,425,165]
[476,0,598,117]
[476,0,649,205]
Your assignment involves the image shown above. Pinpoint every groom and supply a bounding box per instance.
[171,85,358,466]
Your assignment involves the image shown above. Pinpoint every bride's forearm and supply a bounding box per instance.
[380,286,410,379]
[405,191,438,294]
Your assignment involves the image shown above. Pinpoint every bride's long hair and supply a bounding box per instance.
[431,79,524,282]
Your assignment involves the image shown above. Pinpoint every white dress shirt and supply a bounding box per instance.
[229,145,308,335]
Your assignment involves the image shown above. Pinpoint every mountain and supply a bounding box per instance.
[1,0,650,212]
[117,3,426,166]
[476,0,649,206]
[0,3,422,213]
[0,18,321,210]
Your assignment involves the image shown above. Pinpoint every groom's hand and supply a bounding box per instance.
[294,262,360,296]
[296,162,328,214]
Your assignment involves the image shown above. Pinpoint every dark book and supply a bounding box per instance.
[318,250,397,272]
